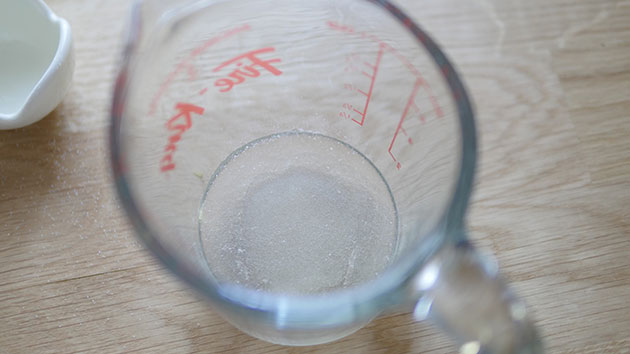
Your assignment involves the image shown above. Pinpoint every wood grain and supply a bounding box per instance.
[1,0,629,353]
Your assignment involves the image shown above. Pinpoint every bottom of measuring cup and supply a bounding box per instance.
[198,131,399,296]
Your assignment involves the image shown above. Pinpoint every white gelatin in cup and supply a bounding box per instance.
[199,132,399,295]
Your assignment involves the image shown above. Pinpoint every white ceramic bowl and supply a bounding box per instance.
[0,0,74,129]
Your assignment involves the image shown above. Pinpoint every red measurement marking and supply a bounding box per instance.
[409,101,426,123]
[326,21,355,33]
[148,24,250,115]
[199,88,208,95]
[186,63,197,80]
[344,53,363,73]
[160,103,205,172]
[388,78,422,170]
[212,47,282,92]
[339,103,354,120]
[351,44,384,126]
[327,20,445,120]
[428,92,444,117]
[400,126,413,144]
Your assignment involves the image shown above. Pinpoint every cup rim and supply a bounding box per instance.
[110,0,477,328]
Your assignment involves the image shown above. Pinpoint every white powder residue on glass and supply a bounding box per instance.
[198,132,398,295]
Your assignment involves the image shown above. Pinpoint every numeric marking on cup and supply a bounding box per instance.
[328,20,446,172]
[338,44,385,126]
[338,103,355,120]
[388,79,422,170]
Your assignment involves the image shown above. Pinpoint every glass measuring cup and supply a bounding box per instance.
[110,0,542,351]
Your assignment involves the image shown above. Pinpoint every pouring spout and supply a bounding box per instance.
[0,0,74,129]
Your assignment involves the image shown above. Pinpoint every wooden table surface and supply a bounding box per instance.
[1,0,629,352]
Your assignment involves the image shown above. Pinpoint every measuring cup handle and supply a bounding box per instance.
[412,239,542,354]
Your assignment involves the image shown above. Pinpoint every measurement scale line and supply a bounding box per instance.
[352,44,384,126]
[388,78,422,168]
